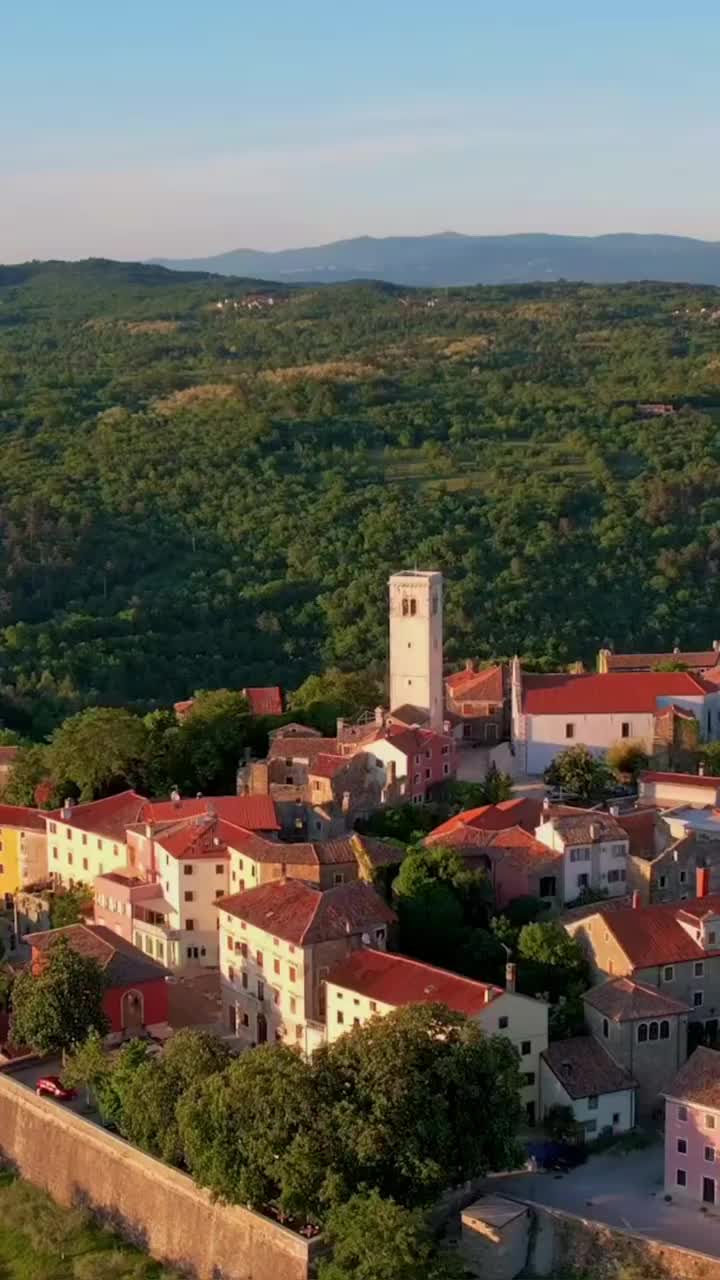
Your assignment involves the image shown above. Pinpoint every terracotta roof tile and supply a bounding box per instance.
[606,651,720,672]
[50,791,148,842]
[640,771,720,789]
[666,1046,720,1108]
[542,1037,636,1099]
[615,809,663,858]
[244,686,283,717]
[428,798,543,840]
[26,923,170,985]
[583,977,689,1021]
[546,810,627,846]
[0,804,48,832]
[446,664,505,702]
[309,753,349,779]
[326,947,501,1016]
[217,878,395,945]
[588,894,720,967]
[522,671,709,715]
[267,736,338,760]
[140,795,280,832]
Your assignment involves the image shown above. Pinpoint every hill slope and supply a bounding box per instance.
[151,232,720,286]
[1,260,720,733]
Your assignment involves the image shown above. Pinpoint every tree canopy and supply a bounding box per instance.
[11,936,108,1054]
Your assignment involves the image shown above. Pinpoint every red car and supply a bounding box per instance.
[35,1075,76,1101]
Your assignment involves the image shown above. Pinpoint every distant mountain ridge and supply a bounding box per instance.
[150,231,720,287]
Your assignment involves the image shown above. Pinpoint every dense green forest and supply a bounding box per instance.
[1,259,720,734]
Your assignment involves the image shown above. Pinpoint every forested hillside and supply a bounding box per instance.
[1,258,720,734]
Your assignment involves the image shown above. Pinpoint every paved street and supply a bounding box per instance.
[496,1145,720,1260]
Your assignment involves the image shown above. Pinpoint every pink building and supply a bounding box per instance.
[665,1046,720,1207]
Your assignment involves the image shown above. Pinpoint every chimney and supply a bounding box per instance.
[505,962,517,993]
[542,796,550,814]
[443,719,451,735]
[342,790,351,815]
[336,718,345,738]
[61,797,74,822]
[697,866,710,899]
[387,760,396,785]
[609,803,620,817]
[589,822,600,841]
[699,762,706,777]
[483,986,493,1004]
[465,658,475,672]
[374,705,385,726]
[170,787,181,809]
[714,640,720,653]
[632,891,640,909]
[673,645,680,655]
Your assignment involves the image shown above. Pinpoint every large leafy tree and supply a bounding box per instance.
[172,689,252,794]
[47,707,147,800]
[544,745,612,801]
[318,1191,463,1280]
[311,1003,523,1212]
[393,845,498,973]
[11,936,109,1054]
[288,669,383,735]
[516,920,590,1004]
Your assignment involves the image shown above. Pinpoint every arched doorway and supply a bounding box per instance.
[121,989,144,1032]
[256,1013,267,1044]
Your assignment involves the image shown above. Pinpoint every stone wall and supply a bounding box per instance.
[0,1070,319,1280]
[525,1201,720,1279]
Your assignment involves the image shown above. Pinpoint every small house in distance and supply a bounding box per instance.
[664,1046,720,1208]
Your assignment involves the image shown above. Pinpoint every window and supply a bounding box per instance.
[695,961,705,978]
[82,833,87,846]
[184,865,193,876]
[659,875,667,889]
[215,864,224,874]
[274,959,280,974]
[241,1012,249,1027]
[678,1105,688,1122]
[584,1120,597,1134]
[706,1115,716,1130]
[228,965,234,982]
[621,722,630,738]
[184,890,194,903]
[52,847,58,860]
[333,872,344,885]
[241,942,248,958]
[522,1072,535,1086]
[521,1040,532,1056]
[707,1147,716,1163]
[677,1169,687,1187]
[677,1138,688,1154]
[660,1020,670,1040]
[369,1000,377,1012]
[425,769,431,779]
[410,599,417,616]
[498,1016,509,1029]
[337,1011,344,1025]
[186,919,195,931]
[443,763,449,775]
[694,992,704,1008]
[565,723,575,739]
[290,997,296,1014]
[679,871,687,884]
[602,1018,609,1039]
[257,980,264,1001]
[570,847,590,862]
[82,858,88,871]
[710,931,718,945]
[375,928,386,943]
[289,965,297,982]
[241,972,248,989]
[613,1113,620,1125]
[577,873,589,889]
[649,1022,659,1041]
[215,888,223,898]
[256,951,263,968]
[663,966,674,982]
[588,1095,598,1111]
[67,852,73,866]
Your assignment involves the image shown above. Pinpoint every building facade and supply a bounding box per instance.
[0,805,47,906]
[540,1036,637,1137]
[664,1047,720,1207]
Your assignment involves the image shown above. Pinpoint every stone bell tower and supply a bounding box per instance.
[388,570,444,731]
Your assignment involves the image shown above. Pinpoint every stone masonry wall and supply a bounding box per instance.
[0,1070,318,1280]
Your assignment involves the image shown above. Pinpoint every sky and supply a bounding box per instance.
[2,0,719,261]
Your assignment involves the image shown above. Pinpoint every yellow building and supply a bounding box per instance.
[0,805,48,904]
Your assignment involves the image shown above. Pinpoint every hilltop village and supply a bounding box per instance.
[4,570,720,1276]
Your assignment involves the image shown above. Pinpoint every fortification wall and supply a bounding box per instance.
[0,1070,318,1280]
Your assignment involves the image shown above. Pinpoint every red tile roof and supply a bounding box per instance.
[588,893,720,967]
[666,1047,720,1108]
[325,947,501,1016]
[542,1036,636,1100]
[244,686,283,717]
[154,818,230,862]
[371,724,452,756]
[428,797,543,840]
[0,803,47,832]
[51,791,148,841]
[173,699,195,718]
[140,795,280,832]
[522,670,710,715]
[26,923,169,985]
[583,977,689,1021]
[309,753,349,779]
[615,809,662,858]
[640,771,720,789]
[446,664,504,702]
[217,878,395,945]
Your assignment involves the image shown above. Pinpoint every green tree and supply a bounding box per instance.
[11,936,108,1054]
[178,1043,319,1221]
[517,921,589,1002]
[701,742,720,776]
[62,1029,112,1109]
[48,707,147,801]
[173,689,251,793]
[393,844,494,967]
[118,1029,232,1164]
[311,1003,523,1212]
[318,1191,463,1280]
[446,765,513,810]
[50,885,93,929]
[288,669,383,735]
[607,739,649,778]
[544,745,612,801]
[1,743,53,806]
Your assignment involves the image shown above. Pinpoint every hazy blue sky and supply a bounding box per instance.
[2,0,719,260]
